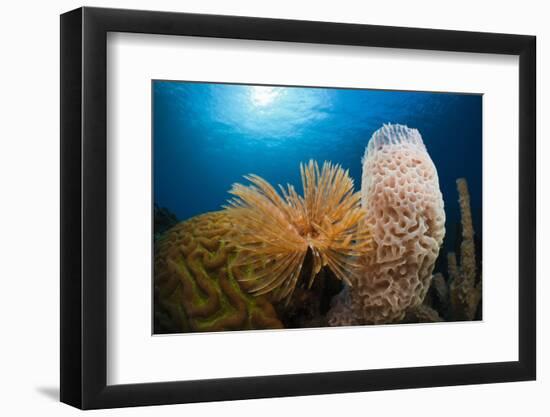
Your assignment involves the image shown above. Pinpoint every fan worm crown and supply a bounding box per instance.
[226,160,373,301]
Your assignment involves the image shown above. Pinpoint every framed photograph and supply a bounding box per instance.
[60,6,536,409]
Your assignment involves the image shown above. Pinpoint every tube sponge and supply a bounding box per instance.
[448,178,481,320]
[329,124,446,324]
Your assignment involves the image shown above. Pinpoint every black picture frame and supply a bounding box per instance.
[60,6,536,410]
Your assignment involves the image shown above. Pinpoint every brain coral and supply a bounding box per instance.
[328,124,446,325]
[154,211,283,333]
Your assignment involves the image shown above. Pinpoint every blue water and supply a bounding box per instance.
[153,81,482,258]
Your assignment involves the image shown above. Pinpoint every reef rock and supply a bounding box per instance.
[402,304,443,323]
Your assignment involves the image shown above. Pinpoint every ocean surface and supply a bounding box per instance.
[153,81,482,260]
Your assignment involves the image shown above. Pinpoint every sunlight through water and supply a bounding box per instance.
[250,86,280,107]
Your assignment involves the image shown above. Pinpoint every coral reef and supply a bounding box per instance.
[154,211,283,333]
[226,160,373,302]
[328,124,446,325]
[154,144,480,331]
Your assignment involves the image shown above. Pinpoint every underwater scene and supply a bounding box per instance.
[153,80,482,334]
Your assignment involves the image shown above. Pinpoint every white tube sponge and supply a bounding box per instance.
[329,124,446,324]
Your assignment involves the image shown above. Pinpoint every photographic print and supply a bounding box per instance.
[153,81,482,334]
[60,9,536,407]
